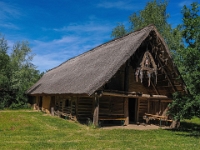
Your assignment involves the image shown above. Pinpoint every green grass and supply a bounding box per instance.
[0,110,200,150]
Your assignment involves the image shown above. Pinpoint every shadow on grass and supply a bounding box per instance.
[167,121,200,138]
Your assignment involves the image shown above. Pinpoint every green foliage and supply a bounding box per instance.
[170,2,200,119]
[0,36,11,109]
[169,93,196,120]
[129,0,169,31]
[111,23,127,38]
[0,35,41,109]
[181,3,200,48]
[111,0,181,50]
[9,42,41,108]
[0,36,10,87]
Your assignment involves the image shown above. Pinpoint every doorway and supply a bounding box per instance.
[128,98,136,123]
[39,96,43,108]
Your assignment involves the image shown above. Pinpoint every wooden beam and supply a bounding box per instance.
[157,59,176,92]
[157,78,179,82]
[124,98,129,125]
[160,84,183,88]
[93,93,99,126]
[103,92,128,97]
[151,80,160,95]
[75,97,79,120]
[102,92,171,99]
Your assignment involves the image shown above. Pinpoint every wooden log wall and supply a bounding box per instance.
[55,97,65,112]
[128,67,149,94]
[99,96,124,118]
[77,97,93,121]
[148,100,170,115]
[54,95,77,120]
[137,99,171,122]
[137,99,148,122]
[70,98,76,120]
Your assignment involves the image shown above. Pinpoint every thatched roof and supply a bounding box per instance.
[27,25,173,95]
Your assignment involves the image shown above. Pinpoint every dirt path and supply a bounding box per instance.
[100,124,170,130]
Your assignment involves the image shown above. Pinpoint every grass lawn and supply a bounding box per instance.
[0,110,200,150]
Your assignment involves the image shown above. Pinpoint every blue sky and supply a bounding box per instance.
[0,0,199,72]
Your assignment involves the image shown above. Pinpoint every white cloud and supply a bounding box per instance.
[32,37,96,72]
[5,20,114,71]
[0,1,22,30]
[53,22,112,33]
[0,23,20,30]
[33,53,68,72]
[3,19,114,72]
[97,0,139,10]
[31,21,113,72]
[0,1,21,19]
[178,0,193,7]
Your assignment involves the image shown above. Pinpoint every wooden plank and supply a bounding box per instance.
[103,92,128,97]
[99,118,126,121]
[99,113,124,115]
[145,113,172,121]
[103,92,171,99]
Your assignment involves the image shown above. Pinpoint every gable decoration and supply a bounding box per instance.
[135,51,157,86]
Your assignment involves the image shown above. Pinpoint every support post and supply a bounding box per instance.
[93,93,99,126]
[124,60,129,125]
[124,98,129,125]
[75,97,79,121]
[51,107,54,116]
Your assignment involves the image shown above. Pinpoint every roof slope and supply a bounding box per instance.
[27,25,164,95]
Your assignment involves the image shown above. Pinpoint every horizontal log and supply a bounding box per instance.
[77,114,92,116]
[99,113,124,115]
[145,113,167,119]
[99,118,126,121]
[103,92,171,99]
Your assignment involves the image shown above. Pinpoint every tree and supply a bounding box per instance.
[0,36,11,108]
[169,2,200,120]
[111,0,181,51]
[111,23,127,38]
[9,41,41,108]
[0,34,41,109]
[0,36,10,88]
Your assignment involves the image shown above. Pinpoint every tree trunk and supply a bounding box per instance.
[170,119,180,129]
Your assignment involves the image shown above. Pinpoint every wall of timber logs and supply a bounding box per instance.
[99,96,124,119]
[32,95,170,124]
[137,99,170,122]
[76,97,93,121]
[128,67,149,94]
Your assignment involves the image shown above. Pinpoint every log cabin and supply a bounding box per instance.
[27,25,187,126]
